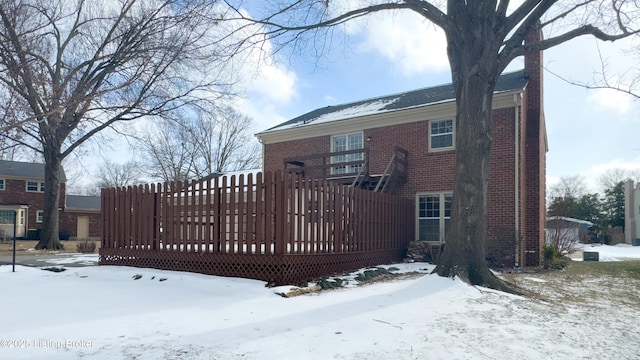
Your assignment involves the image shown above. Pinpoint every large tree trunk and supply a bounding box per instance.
[433,5,520,293]
[35,143,64,250]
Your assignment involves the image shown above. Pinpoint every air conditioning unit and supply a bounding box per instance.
[633,238,640,247]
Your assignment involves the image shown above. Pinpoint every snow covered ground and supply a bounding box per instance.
[1,244,639,360]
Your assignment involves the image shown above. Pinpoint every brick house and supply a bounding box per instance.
[0,159,101,240]
[256,33,546,268]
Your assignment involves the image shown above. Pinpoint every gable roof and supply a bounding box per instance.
[0,159,67,181]
[66,195,100,211]
[261,70,529,134]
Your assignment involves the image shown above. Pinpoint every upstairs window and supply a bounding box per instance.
[331,132,364,175]
[0,179,4,190]
[429,119,454,151]
[26,181,45,192]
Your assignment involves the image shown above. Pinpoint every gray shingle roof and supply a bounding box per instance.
[66,195,101,211]
[263,69,528,133]
[0,159,67,181]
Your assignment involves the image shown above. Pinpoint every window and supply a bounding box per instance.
[417,192,452,242]
[26,181,45,192]
[0,210,15,224]
[36,210,44,223]
[0,179,4,190]
[429,119,454,151]
[331,132,364,175]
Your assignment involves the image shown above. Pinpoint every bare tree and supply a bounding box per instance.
[224,1,639,291]
[191,106,261,176]
[548,43,640,100]
[545,219,588,256]
[95,159,143,189]
[549,175,588,200]
[138,119,199,183]
[599,168,640,190]
[138,105,261,183]
[0,0,233,249]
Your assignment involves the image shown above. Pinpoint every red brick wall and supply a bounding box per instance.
[0,179,65,231]
[264,106,525,267]
[486,108,518,266]
[0,178,102,240]
[59,211,102,239]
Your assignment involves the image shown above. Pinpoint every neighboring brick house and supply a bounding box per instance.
[256,34,547,268]
[0,160,101,240]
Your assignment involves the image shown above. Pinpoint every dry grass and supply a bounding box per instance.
[501,260,640,308]
[0,240,101,256]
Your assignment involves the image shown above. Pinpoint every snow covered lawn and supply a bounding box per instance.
[1,245,639,359]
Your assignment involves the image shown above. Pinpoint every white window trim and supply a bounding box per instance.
[36,210,44,223]
[416,192,453,243]
[428,119,455,152]
[25,181,45,193]
[0,178,4,191]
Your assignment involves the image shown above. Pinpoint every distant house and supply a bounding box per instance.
[545,216,593,248]
[0,159,101,240]
[625,180,640,246]
[256,28,547,267]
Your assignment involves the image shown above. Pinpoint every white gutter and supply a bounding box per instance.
[514,93,522,268]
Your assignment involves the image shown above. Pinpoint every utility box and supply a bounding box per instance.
[583,251,599,261]
[633,239,640,247]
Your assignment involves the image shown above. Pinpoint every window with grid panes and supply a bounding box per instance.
[417,192,452,242]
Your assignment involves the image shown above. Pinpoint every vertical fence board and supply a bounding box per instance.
[165,182,173,250]
[246,173,255,254]
[229,175,236,253]
[221,176,228,253]
[212,177,221,253]
[204,178,211,253]
[302,176,310,254]
[188,180,195,252]
[264,171,273,255]
[273,170,284,255]
[255,172,264,254]
[237,175,246,254]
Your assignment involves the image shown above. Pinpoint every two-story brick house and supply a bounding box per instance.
[256,32,546,268]
[0,160,101,240]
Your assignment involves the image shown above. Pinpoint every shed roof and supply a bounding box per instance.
[66,195,100,211]
[547,216,594,226]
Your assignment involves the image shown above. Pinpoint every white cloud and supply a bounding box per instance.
[587,87,634,114]
[338,9,449,75]
[253,63,298,104]
[231,96,289,133]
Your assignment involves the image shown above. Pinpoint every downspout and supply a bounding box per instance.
[514,93,522,269]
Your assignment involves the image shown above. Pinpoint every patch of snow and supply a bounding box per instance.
[577,244,640,261]
[38,253,99,266]
[278,98,400,130]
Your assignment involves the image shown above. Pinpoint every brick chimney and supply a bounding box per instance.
[522,22,547,266]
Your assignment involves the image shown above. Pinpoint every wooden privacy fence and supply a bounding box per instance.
[100,170,413,285]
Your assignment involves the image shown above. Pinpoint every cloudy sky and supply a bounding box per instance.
[234,6,640,193]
